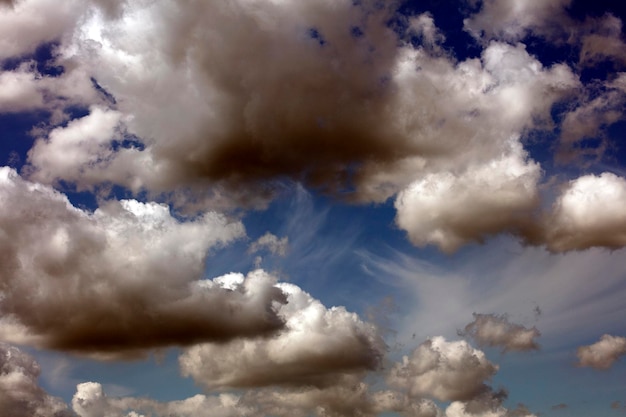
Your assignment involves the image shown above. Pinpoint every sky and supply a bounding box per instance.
[0,0,626,416]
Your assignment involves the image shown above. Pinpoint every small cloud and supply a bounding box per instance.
[459,313,541,352]
[577,334,626,370]
[611,401,621,409]
[248,232,289,257]
[551,403,568,410]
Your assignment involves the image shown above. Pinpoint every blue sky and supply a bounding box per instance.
[1,0,626,416]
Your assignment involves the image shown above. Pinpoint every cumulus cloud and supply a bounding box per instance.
[545,173,626,252]
[72,382,251,417]
[14,1,575,208]
[0,167,294,358]
[388,337,498,402]
[577,334,626,369]
[395,140,541,253]
[72,379,443,417]
[0,343,73,417]
[180,276,385,389]
[460,313,540,352]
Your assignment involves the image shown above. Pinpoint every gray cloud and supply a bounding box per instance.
[460,313,540,352]
[0,167,292,358]
[577,334,626,369]
[248,232,289,257]
[0,343,74,417]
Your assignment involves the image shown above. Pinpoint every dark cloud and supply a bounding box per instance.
[0,167,289,358]
[460,313,541,352]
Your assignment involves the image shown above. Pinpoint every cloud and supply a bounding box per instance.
[16,1,576,209]
[248,232,289,256]
[361,239,626,351]
[72,382,252,417]
[576,334,626,369]
[460,313,540,352]
[0,343,74,417]
[394,140,541,253]
[463,0,572,42]
[179,275,385,389]
[445,401,536,417]
[557,74,626,163]
[0,167,295,358]
[72,378,444,417]
[388,337,498,402]
[545,173,626,252]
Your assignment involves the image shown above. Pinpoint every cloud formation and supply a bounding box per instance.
[180,276,385,389]
[577,334,626,369]
[460,313,540,352]
[0,167,293,358]
[545,173,626,252]
[388,337,498,402]
[395,140,541,253]
[248,232,289,257]
[0,343,73,417]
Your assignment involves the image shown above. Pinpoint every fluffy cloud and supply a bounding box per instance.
[394,140,541,253]
[72,382,250,417]
[388,337,498,402]
[72,379,443,417]
[545,173,626,252]
[180,277,385,389]
[14,1,575,208]
[463,0,572,41]
[460,313,540,352]
[0,343,73,417]
[0,167,294,358]
[445,401,536,417]
[577,334,626,369]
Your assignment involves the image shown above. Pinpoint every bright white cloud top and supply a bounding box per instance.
[0,0,625,416]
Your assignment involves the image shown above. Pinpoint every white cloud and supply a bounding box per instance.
[577,334,626,369]
[463,0,572,41]
[545,173,626,252]
[73,382,251,417]
[395,140,541,253]
[388,337,498,402]
[180,275,385,389]
[445,401,536,417]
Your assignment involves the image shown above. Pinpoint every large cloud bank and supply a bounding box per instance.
[0,0,623,252]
